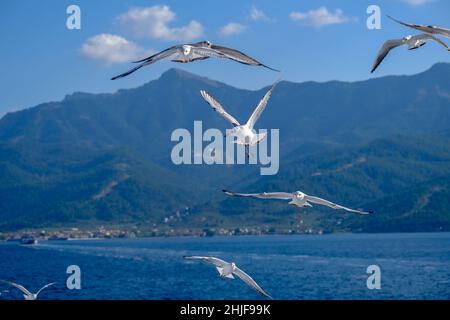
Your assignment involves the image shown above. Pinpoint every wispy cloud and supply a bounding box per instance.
[80,34,149,63]
[117,5,203,41]
[289,6,355,27]
[399,0,433,5]
[220,22,247,36]
[249,6,270,21]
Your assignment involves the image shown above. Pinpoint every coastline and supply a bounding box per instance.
[1,227,449,243]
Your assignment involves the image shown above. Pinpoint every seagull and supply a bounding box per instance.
[111,41,279,80]
[200,79,279,156]
[371,34,450,73]
[0,280,56,300]
[223,190,373,215]
[184,256,272,299]
[387,15,450,39]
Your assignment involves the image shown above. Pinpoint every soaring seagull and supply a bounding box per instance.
[223,190,373,215]
[387,15,450,39]
[0,280,56,300]
[200,80,279,156]
[184,256,272,299]
[371,34,450,73]
[111,41,279,80]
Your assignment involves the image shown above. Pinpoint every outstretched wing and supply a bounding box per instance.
[132,45,180,63]
[371,38,404,73]
[211,45,280,72]
[200,90,240,127]
[35,282,56,297]
[387,15,450,38]
[223,190,293,200]
[111,46,179,80]
[191,47,226,59]
[184,256,228,267]
[304,195,372,215]
[233,267,272,300]
[415,33,450,50]
[246,79,280,129]
[0,280,32,296]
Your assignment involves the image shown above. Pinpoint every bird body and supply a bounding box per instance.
[217,262,236,279]
[287,191,313,208]
[227,125,267,146]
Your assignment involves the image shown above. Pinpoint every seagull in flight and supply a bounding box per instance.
[223,190,373,215]
[387,15,450,39]
[0,280,56,300]
[111,41,279,80]
[200,79,280,156]
[371,34,450,73]
[184,256,272,299]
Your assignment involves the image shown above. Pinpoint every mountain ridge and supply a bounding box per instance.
[1,63,450,231]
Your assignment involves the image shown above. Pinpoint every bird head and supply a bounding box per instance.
[231,262,237,270]
[182,45,191,55]
[294,191,304,198]
[204,40,212,47]
[403,35,412,41]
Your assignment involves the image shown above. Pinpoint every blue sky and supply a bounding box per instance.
[1,0,449,115]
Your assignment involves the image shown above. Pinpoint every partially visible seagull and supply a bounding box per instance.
[371,34,450,73]
[111,41,279,80]
[184,256,272,299]
[0,280,56,300]
[387,15,450,39]
[223,190,373,215]
[200,79,280,156]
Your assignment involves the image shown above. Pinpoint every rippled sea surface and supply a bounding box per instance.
[0,233,449,300]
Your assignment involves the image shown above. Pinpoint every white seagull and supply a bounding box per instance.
[184,256,272,299]
[387,15,450,39]
[200,80,279,156]
[371,34,450,73]
[223,190,373,215]
[0,280,56,300]
[112,41,279,80]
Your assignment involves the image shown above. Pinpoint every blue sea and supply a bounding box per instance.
[0,233,449,300]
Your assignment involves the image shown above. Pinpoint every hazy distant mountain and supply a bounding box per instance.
[1,64,450,231]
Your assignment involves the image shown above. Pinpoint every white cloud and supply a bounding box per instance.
[399,0,433,5]
[289,7,354,27]
[249,6,269,21]
[220,22,247,36]
[80,34,147,63]
[117,5,203,41]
